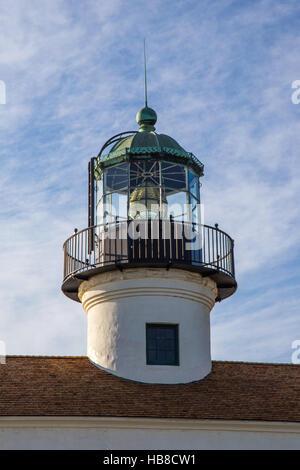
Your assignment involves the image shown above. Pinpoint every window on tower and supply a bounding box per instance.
[146,324,179,366]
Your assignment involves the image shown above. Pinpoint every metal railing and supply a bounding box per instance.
[63,219,235,283]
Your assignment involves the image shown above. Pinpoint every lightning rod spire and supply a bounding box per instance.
[144,38,148,107]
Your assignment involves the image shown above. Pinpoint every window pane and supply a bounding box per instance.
[146,324,179,365]
[147,350,157,363]
[147,339,156,349]
[165,351,175,362]
[157,338,174,350]
[159,350,167,362]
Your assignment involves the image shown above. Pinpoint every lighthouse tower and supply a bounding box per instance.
[62,102,237,384]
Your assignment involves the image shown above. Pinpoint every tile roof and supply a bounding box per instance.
[0,356,299,422]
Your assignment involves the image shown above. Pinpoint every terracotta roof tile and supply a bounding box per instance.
[0,356,299,422]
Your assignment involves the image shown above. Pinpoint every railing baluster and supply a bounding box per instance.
[62,221,236,297]
[207,228,211,268]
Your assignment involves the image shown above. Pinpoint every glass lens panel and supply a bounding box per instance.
[130,161,160,188]
[190,194,200,225]
[112,192,127,220]
[103,194,113,223]
[189,170,199,200]
[129,186,161,220]
[96,177,103,204]
[166,191,188,220]
[161,162,186,193]
[102,192,128,222]
[96,196,103,225]
[105,164,128,193]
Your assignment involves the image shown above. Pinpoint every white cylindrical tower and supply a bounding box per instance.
[79,268,217,384]
[62,105,237,384]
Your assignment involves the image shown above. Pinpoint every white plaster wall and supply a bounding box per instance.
[0,419,300,450]
[79,269,217,384]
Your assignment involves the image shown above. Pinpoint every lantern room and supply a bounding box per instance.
[62,105,236,304]
[94,106,203,227]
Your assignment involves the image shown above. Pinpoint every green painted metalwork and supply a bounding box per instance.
[136,107,157,132]
[94,145,204,179]
[95,130,204,178]
[95,101,204,178]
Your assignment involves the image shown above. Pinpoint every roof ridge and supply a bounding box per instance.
[5,355,88,359]
[212,359,296,367]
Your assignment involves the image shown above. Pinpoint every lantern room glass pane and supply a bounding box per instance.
[103,192,128,223]
[189,169,200,201]
[112,192,128,220]
[105,163,128,193]
[190,194,200,226]
[96,196,104,225]
[130,161,160,188]
[96,176,104,203]
[165,191,189,221]
[96,159,201,223]
[129,186,161,219]
[161,162,186,194]
[129,162,160,219]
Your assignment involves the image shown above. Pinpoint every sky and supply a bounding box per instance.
[0,0,299,363]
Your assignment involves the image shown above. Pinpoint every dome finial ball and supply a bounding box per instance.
[136,106,157,131]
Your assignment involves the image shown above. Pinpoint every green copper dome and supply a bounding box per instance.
[95,106,204,177]
[109,130,189,156]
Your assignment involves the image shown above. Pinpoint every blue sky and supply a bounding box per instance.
[0,0,299,363]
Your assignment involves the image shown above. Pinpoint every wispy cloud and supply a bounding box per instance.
[0,0,299,362]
